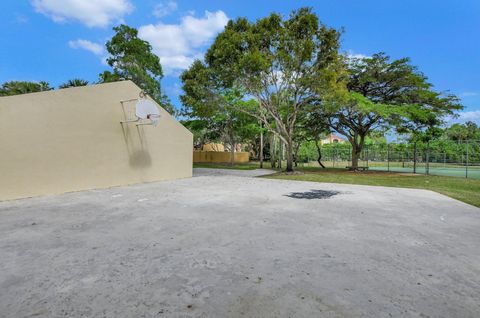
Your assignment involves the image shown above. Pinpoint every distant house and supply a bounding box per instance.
[320,133,347,145]
[201,143,225,152]
[200,143,243,152]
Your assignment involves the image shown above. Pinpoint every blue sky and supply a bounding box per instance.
[1,0,479,124]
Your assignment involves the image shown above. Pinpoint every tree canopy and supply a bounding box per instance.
[181,60,261,164]
[0,81,52,96]
[316,53,462,169]
[445,121,480,141]
[101,24,174,114]
[194,7,343,171]
[59,79,89,89]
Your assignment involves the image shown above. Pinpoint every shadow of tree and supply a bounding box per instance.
[284,189,341,200]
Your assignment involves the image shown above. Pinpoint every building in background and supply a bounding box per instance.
[320,133,347,145]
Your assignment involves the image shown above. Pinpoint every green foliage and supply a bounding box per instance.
[201,7,343,171]
[445,121,480,141]
[318,53,462,169]
[345,53,462,132]
[181,59,262,154]
[181,119,213,149]
[296,140,319,163]
[102,24,174,114]
[98,70,122,83]
[59,79,89,89]
[0,81,52,96]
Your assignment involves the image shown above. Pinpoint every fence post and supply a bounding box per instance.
[426,141,430,175]
[413,142,417,174]
[366,146,369,168]
[333,144,337,168]
[387,144,390,172]
[466,140,469,178]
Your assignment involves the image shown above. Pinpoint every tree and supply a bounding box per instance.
[301,111,330,168]
[203,8,343,171]
[445,121,479,141]
[181,119,218,150]
[181,60,260,165]
[322,53,462,170]
[102,24,174,114]
[98,70,122,83]
[0,81,52,96]
[59,79,89,89]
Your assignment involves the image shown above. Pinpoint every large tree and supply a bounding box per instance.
[101,24,174,114]
[202,8,343,171]
[320,53,462,170]
[0,81,52,96]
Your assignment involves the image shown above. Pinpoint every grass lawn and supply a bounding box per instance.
[265,167,480,208]
[193,163,260,170]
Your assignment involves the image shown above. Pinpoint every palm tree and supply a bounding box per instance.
[0,81,52,96]
[59,79,89,89]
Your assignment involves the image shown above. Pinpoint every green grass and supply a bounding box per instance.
[265,167,480,208]
[193,162,260,170]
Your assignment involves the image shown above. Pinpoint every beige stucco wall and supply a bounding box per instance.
[0,81,193,201]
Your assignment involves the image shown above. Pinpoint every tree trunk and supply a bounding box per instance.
[314,139,326,168]
[259,128,263,168]
[229,137,235,166]
[285,137,294,172]
[351,146,360,170]
[293,142,300,168]
[270,134,276,168]
[348,133,366,171]
[278,139,282,170]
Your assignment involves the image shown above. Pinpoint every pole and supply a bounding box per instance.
[366,146,369,168]
[466,140,469,178]
[387,144,390,172]
[413,142,417,174]
[426,141,430,175]
[333,144,337,168]
[259,124,263,169]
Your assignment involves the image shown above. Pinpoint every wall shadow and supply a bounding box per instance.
[121,123,152,169]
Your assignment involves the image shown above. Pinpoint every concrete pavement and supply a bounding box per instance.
[1,168,479,317]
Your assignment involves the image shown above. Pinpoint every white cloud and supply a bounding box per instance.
[69,39,104,56]
[138,10,228,75]
[345,50,370,60]
[447,110,480,125]
[32,0,134,27]
[460,92,478,97]
[153,0,177,18]
[457,110,480,123]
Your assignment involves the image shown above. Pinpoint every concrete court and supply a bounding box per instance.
[0,168,479,318]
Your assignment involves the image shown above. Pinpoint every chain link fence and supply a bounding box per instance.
[298,140,480,179]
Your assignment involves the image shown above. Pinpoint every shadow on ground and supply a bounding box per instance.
[284,189,341,200]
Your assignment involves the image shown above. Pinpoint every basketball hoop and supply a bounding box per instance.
[120,97,161,126]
